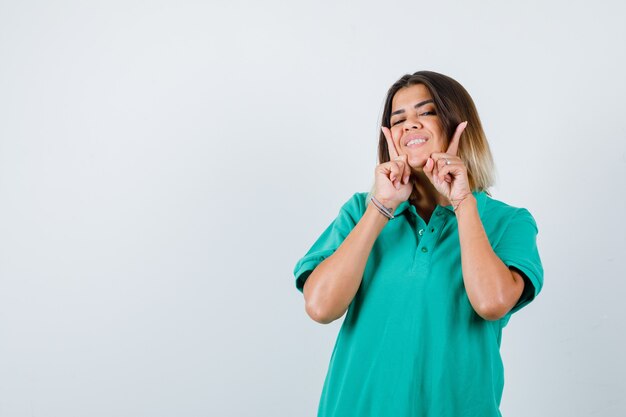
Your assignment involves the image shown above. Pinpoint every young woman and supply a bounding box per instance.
[294,71,544,416]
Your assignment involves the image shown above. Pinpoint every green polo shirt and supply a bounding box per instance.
[293,190,543,417]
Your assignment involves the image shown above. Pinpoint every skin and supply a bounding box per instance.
[303,84,525,323]
[379,83,465,214]
[380,84,525,321]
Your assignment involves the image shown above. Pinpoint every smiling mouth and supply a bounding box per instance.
[404,137,428,148]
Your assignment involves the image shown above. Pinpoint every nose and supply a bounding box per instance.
[403,114,422,131]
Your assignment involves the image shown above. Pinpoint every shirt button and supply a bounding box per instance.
[421,247,428,253]
[430,227,435,233]
[418,229,424,236]
[436,211,444,217]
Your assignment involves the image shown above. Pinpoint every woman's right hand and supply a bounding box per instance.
[373,127,413,210]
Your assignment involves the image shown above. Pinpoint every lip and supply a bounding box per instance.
[402,133,429,147]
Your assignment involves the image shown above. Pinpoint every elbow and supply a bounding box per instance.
[474,301,509,322]
[302,271,349,324]
[475,273,526,321]
[302,275,343,324]
[305,301,340,324]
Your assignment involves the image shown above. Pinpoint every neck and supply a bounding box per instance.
[409,171,450,213]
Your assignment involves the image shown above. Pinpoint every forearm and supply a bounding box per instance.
[455,195,524,321]
[303,203,388,324]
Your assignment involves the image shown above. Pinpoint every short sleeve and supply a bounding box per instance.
[493,208,544,324]
[293,193,365,293]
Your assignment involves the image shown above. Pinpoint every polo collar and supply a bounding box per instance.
[393,190,488,218]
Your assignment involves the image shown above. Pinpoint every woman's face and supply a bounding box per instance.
[389,83,446,170]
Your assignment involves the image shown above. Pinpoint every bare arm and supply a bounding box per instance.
[303,203,388,324]
[302,126,412,324]
[455,195,525,321]
[423,122,525,321]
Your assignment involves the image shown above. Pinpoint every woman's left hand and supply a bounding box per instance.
[423,121,472,210]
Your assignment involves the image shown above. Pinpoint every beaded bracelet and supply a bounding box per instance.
[370,196,395,220]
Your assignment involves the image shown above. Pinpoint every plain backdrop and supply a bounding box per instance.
[1,0,625,416]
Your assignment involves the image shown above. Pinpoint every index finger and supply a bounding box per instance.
[446,121,468,156]
[381,126,400,159]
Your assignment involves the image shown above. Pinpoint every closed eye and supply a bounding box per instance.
[391,110,436,126]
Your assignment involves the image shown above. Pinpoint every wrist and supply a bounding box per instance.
[370,195,396,220]
[366,202,391,223]
[453,193,475,215]
[372,195,399,212]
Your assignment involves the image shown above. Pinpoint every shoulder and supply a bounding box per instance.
[479,192,539,234]
[340,191,370,217]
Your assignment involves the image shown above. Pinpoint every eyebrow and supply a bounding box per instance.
[390,99,435,117]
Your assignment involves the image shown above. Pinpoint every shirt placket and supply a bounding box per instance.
[412,206,450,273]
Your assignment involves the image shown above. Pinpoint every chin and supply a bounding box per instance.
[407,156,427,170]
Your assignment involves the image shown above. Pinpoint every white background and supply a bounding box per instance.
[1,0,625,416]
